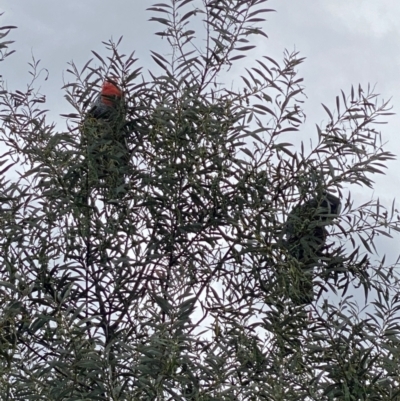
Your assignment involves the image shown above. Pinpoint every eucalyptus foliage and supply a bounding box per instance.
[1,1,400,400]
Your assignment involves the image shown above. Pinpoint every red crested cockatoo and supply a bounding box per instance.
[81,79,129,199]
[283,192,341,306]
[87,80,124,120]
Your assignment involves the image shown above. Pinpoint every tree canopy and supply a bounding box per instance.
[0,1,400,400]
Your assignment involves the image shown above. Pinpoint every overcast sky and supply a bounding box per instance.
[1,0,399,265]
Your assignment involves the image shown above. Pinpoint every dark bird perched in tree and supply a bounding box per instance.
[81,79,130,199]
[284,192,341,305]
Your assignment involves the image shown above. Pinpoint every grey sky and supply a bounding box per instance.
[1,0,399,263]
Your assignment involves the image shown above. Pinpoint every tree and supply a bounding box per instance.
[1,1,400,400]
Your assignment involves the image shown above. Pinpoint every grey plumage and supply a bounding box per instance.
[284,193,341,305]
[81,80,130,200]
